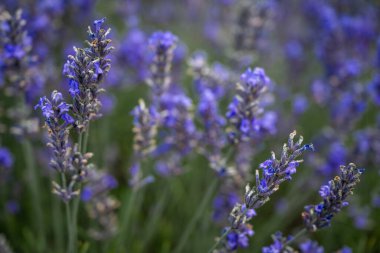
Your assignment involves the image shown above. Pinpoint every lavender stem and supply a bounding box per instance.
[70,131,85,253]
[174,178,218,253]
[283,228,307,247]
[61,171,74,253]
[22,139,46,251]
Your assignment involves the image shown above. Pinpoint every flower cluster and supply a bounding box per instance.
[302,163,364,231]
[188,51,231,99]
[0,9,41,97]
[305,1,374,131]
[262,233,326,253]
[131,99,158,157]
[214,131,313,251]
[0,147,13,170]
[82,169,119,240]
[226,67,276,143]
[262,232,296,253]
[63,18,113,131]
[147,31,178,97]
[233,0,275,54]
[35,91,87,202]
[154,92,197,176]
[197,89,226,157]
[299,240,324,253]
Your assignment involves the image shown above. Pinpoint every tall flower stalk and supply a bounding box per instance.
[262,163,364,252]
[36,18,113,253]
[0,9,45,251]
[209,131,314,252]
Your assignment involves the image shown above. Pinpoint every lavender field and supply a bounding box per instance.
[0,0,379,252]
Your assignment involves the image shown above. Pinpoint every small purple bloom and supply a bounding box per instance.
[0,148,13,169]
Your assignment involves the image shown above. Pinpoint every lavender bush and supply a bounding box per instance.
[0,0,379,252]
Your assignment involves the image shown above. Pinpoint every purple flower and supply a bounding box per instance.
[319,185,330,198]
[262,232,294,253]
[5,200,20,214]
[299,240,324,253]
[63,18,113,129]
[215,132,313,251]
[93,18,105,33]
[226,67,276,143]
[147,31,178,97]
[293,94,309,115]
[0,148,13,169]
[149,31,178,52]
[302,163,364,231]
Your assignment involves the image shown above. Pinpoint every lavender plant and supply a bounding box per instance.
[262,163,364,252]
[36,17,114,253]
[1,1,379,252]
[302,163,364,232]
[209,131,314,252]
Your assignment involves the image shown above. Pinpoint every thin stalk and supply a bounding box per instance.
[207,201,252,252]
[83,123,90,153]
[208,228,231,253]
[61,173,74,253]
[283,228,307,247]
[52,196,64,252]
[66,202,74,253]
[22,140,46,251]
[71,130,85,253]
[71,195,80,253]
[115,188,139,251]
[141,186,169,250]
[174,178,218,253]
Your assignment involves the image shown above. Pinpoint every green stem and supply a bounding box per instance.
[83,124,90,154]
[141,187,169,250]
[208,228,231,253]
[52,196,64,252]
[174,178,218,253]
[115,188,139,251]
[66,202,74,253]
[22,140,46,251]
[283,228,307,247]
[61,172,74,253]
[71,196,80,253]
[71,130,85,253]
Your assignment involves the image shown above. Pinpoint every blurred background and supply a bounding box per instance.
[1,0,380,252]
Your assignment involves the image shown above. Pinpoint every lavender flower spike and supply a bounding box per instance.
[226,67,276,143]
[302,163,364,232]
[213,131,313,252]
[262,232,297,253]
[131,99,158,157]
[63,18,113,131]
[35,91,90,202]
[147,31,178,97]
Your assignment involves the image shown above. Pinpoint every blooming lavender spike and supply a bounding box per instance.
[188,51,231,98]
[299,240,324,253]
[156,91,196,156]
[197,89,226,157]
[214,131,313,252]
[35,90,89,202]
[82,169,119,240]
[0,9,41,97]
[63,18,113,131]
[302,163,364,232]
[147,31,178,97]
[226,67,276,143]
[262,232,296,253]
[131,99,158,157]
